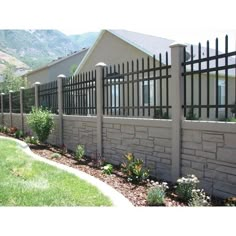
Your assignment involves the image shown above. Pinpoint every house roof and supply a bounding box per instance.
[74,29,235,77]
[24,48,89,76]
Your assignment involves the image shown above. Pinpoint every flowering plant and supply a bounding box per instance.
[188,189,211,206]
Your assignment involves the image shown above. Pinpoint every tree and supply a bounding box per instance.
[0,63,27,93]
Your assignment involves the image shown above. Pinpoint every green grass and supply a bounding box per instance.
[0,139,112,206]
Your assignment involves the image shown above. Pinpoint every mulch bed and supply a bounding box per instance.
[0,133,225,206]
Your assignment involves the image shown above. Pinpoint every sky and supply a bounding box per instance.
[0,0,235,51]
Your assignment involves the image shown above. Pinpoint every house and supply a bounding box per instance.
[74,29,235,120]
[25,48,89,86]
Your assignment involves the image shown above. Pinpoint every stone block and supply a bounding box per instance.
[113,124,121,130]
[214,181,236,196]
[121,125,135,134]
[196,150,216,159]
[182,148,195,155]
[182,130,202,143]
[148,127,170,138]
[182,159,191,167]
[228,174,236,184]
[165,147,171,154]
[191,161,205,171]
[217,148,236,164]
[202,133,223,143]
[135,126,148,132]
[154,145,165,153]
[103,123,113,128]
[107,132,121,140]
[154,138,171,147]
[225,133,236,147]
[135,132,148,139]
[181,167,203,178]
[182,142,202,150]
[161,158,171,165]
[140,139,153,148]
[203,141,217,153]
[121,133,134,139]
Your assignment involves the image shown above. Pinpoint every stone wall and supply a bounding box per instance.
[12,114,22,130]
[63,115,97,155]
[103,117,172,181]
[181,121,236,198]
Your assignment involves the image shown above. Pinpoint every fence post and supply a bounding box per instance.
[57,74,66,146]
[170,42,186,182]
[95,62,106,156]
[1,93,4,126]
[34,82,40,109]
[20,87,25,132]
[9,90,13,127]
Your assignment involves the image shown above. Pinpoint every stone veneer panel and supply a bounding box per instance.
[181,121,236,198]
[103,117,172,181]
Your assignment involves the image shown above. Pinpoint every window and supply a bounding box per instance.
[140,80,154,106]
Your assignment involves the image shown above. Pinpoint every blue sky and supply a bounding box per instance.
[1,0,235,51]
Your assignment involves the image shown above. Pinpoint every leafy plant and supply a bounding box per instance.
[102,164,113,175]
[153,109,169,119]
[175,174,200,202]
[14,130,24,139]
[186,108,199,120]
[3,126,9,134]
[0,126,4,132]
[91,153,105,168]
[75,144,85,161]
[147,182,168,206]
[50,153,62,159]
[224,197,236,206]
[188,189,211,206]
[9,127,17,134]
[60,144,67,155]
[25,136,39,145]
[121,153,149,183]
[27,106,54,143]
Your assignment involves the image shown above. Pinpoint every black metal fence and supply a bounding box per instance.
[23,87,35,113]
[182,35,236,120]
[12,91,20,113]
[103,54,171,118]
[39,81,58,114]
[63,71,97,115]
[3,94,9,113]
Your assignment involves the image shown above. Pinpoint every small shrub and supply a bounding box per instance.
[102,164,113,175]
[27,107,54,143]
[0,126,3,132]
[225,197,236,206]
[75,144,85,161]
[186,108,199,120]
[50,153,62,159]
[3,126,9,134]
[91,153,105,168]
[9,127,17,134]
[175,174,199,202]
[121,153,149,183]
[60,144,67,155]
[14,130,24,139]
[25,136,39,145]
[188,189,211,206]
[153,109,169,119]
[147,182,168,206]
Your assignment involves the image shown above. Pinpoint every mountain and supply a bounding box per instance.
[0,30,99,76]
[69,32,99,49]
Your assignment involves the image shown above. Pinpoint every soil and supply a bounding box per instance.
[0,133,225,206]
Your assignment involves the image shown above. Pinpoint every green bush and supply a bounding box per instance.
[75,144,85,161]
[14,130,24,139]
[188,189,211,206]
[121,153,149,183]
[102,164,113,175]
[175,175,200,202]
[50,153,62,159]
[25,136,39,145]
[225,197,236,206]
[26,107,54,143]
[147,182,168,206]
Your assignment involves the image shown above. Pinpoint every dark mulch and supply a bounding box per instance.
[0,133,225,206]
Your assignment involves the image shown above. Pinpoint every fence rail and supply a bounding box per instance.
[63,71,96,115]
[103,54,171,118]
[182,35,236,120]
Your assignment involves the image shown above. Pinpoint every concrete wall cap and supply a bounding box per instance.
[170,42,187,48]
[95,62,107,67]
[57,74,66,79]
[34,82,41,85]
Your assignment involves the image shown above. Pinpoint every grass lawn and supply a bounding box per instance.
[0,139,112,206]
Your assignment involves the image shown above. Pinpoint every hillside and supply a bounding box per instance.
[0,30,99,76]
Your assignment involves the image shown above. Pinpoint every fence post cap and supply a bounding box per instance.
[20,87,25,90]
[9,90,13,93]
[35,82,41,85]
[170,42,187,48]
[1,93,5,95]
[95,62,107,67]
[57,74,66,79]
